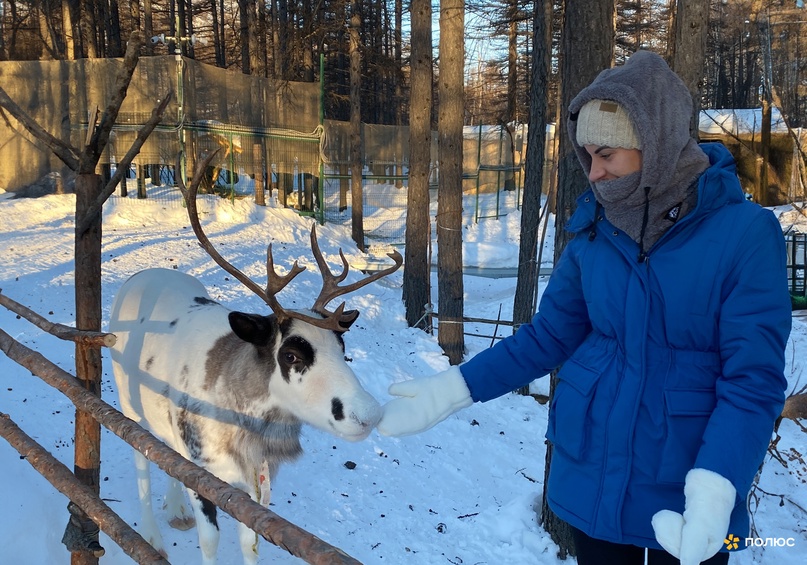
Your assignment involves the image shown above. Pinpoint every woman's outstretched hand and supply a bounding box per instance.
[377,366,473,437]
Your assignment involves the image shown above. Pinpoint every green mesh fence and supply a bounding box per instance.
[1,56,528,245]
[787,231,807,310]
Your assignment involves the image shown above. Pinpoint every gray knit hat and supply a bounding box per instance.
[576,99,642,150]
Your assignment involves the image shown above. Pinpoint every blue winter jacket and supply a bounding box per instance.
[459,142,791,549]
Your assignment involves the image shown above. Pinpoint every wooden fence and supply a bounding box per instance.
[0,290,361,564]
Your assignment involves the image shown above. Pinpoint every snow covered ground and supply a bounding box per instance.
[0,183,804,564]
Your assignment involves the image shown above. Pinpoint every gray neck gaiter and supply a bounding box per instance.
[591,138,708,254]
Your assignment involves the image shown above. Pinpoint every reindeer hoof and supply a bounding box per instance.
[168,515,196,531]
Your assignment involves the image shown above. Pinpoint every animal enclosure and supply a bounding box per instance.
[0,56,528,247]
[0,144,400,565]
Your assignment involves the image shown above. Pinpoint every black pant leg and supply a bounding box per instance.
[647,547,730,565]
[571,527,645,565]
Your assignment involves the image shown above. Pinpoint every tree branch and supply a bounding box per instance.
[76,91,173,235]
[0,86,80,171]
[79,31,145,173]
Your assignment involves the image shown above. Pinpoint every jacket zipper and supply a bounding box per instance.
[637,186,651,263]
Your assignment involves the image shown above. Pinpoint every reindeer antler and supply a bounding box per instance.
[178,152,403,332]
[309,225,403,329]
[177,150,276,300]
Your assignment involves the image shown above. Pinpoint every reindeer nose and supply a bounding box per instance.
[347,401,381,429]
[362,402,382,429]
[331,397,345,421]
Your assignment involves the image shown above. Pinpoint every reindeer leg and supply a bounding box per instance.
[186,488,220,565]
[237,513,260,565]
[164,477,195,530]
[234,471,265,565]
[133,449,167,557]
[208,464,262,565]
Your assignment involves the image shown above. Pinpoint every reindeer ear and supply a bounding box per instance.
[338,310,360,331]
[228,312,275,346]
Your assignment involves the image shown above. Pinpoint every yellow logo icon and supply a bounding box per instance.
[725,533,740,550]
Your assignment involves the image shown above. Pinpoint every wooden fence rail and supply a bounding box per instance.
[0,291,116,348]
[0,306,362,564]
[0,413,169,565]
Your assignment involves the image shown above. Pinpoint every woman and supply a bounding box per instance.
[378,50,791,565]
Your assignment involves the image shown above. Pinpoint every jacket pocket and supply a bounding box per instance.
[546,358,601,460]
[657,388,716,484]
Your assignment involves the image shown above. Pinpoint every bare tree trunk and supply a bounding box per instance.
[71,116,104,565]
[302,0,315,82]
[503,1,520,192]
[37,4,58,59]
[512,0,550,339]
[506,0,518,123]
[554,0,614,255]
[394,0,403,124]
[437,0,465,364]
[256,0,268,76]
[128,0,140,30]
[108,0,123,57]
[207,0,221,65]
[62,0,77,57]
[5,0,19,59]
[274,0,290,79]
[349,5,364,251]
[70,172,105,565]
[404,0,433,330]
[143,0,154,56]
[0,33,150,564]
[668,0,709,138]
[541,0,615,557]
[0,2,6,60]
[238,0,250,73]
[186,0,196,58]
[73,33,151,562]
[219,0,227,65]
[82,0,98,57]
[248,0,260,75]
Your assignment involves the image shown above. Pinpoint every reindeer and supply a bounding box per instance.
[108,153,402,565]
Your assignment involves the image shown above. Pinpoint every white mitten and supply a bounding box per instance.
[377,366,473,437]
[652,468,736,565]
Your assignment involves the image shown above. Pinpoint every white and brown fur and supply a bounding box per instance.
[109,268,381,565]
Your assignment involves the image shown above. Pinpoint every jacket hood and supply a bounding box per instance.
[568,50,695,191]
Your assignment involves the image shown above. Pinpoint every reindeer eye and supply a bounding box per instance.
[278,337,314,378]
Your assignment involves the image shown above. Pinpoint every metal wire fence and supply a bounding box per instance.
[786,230,807,296]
